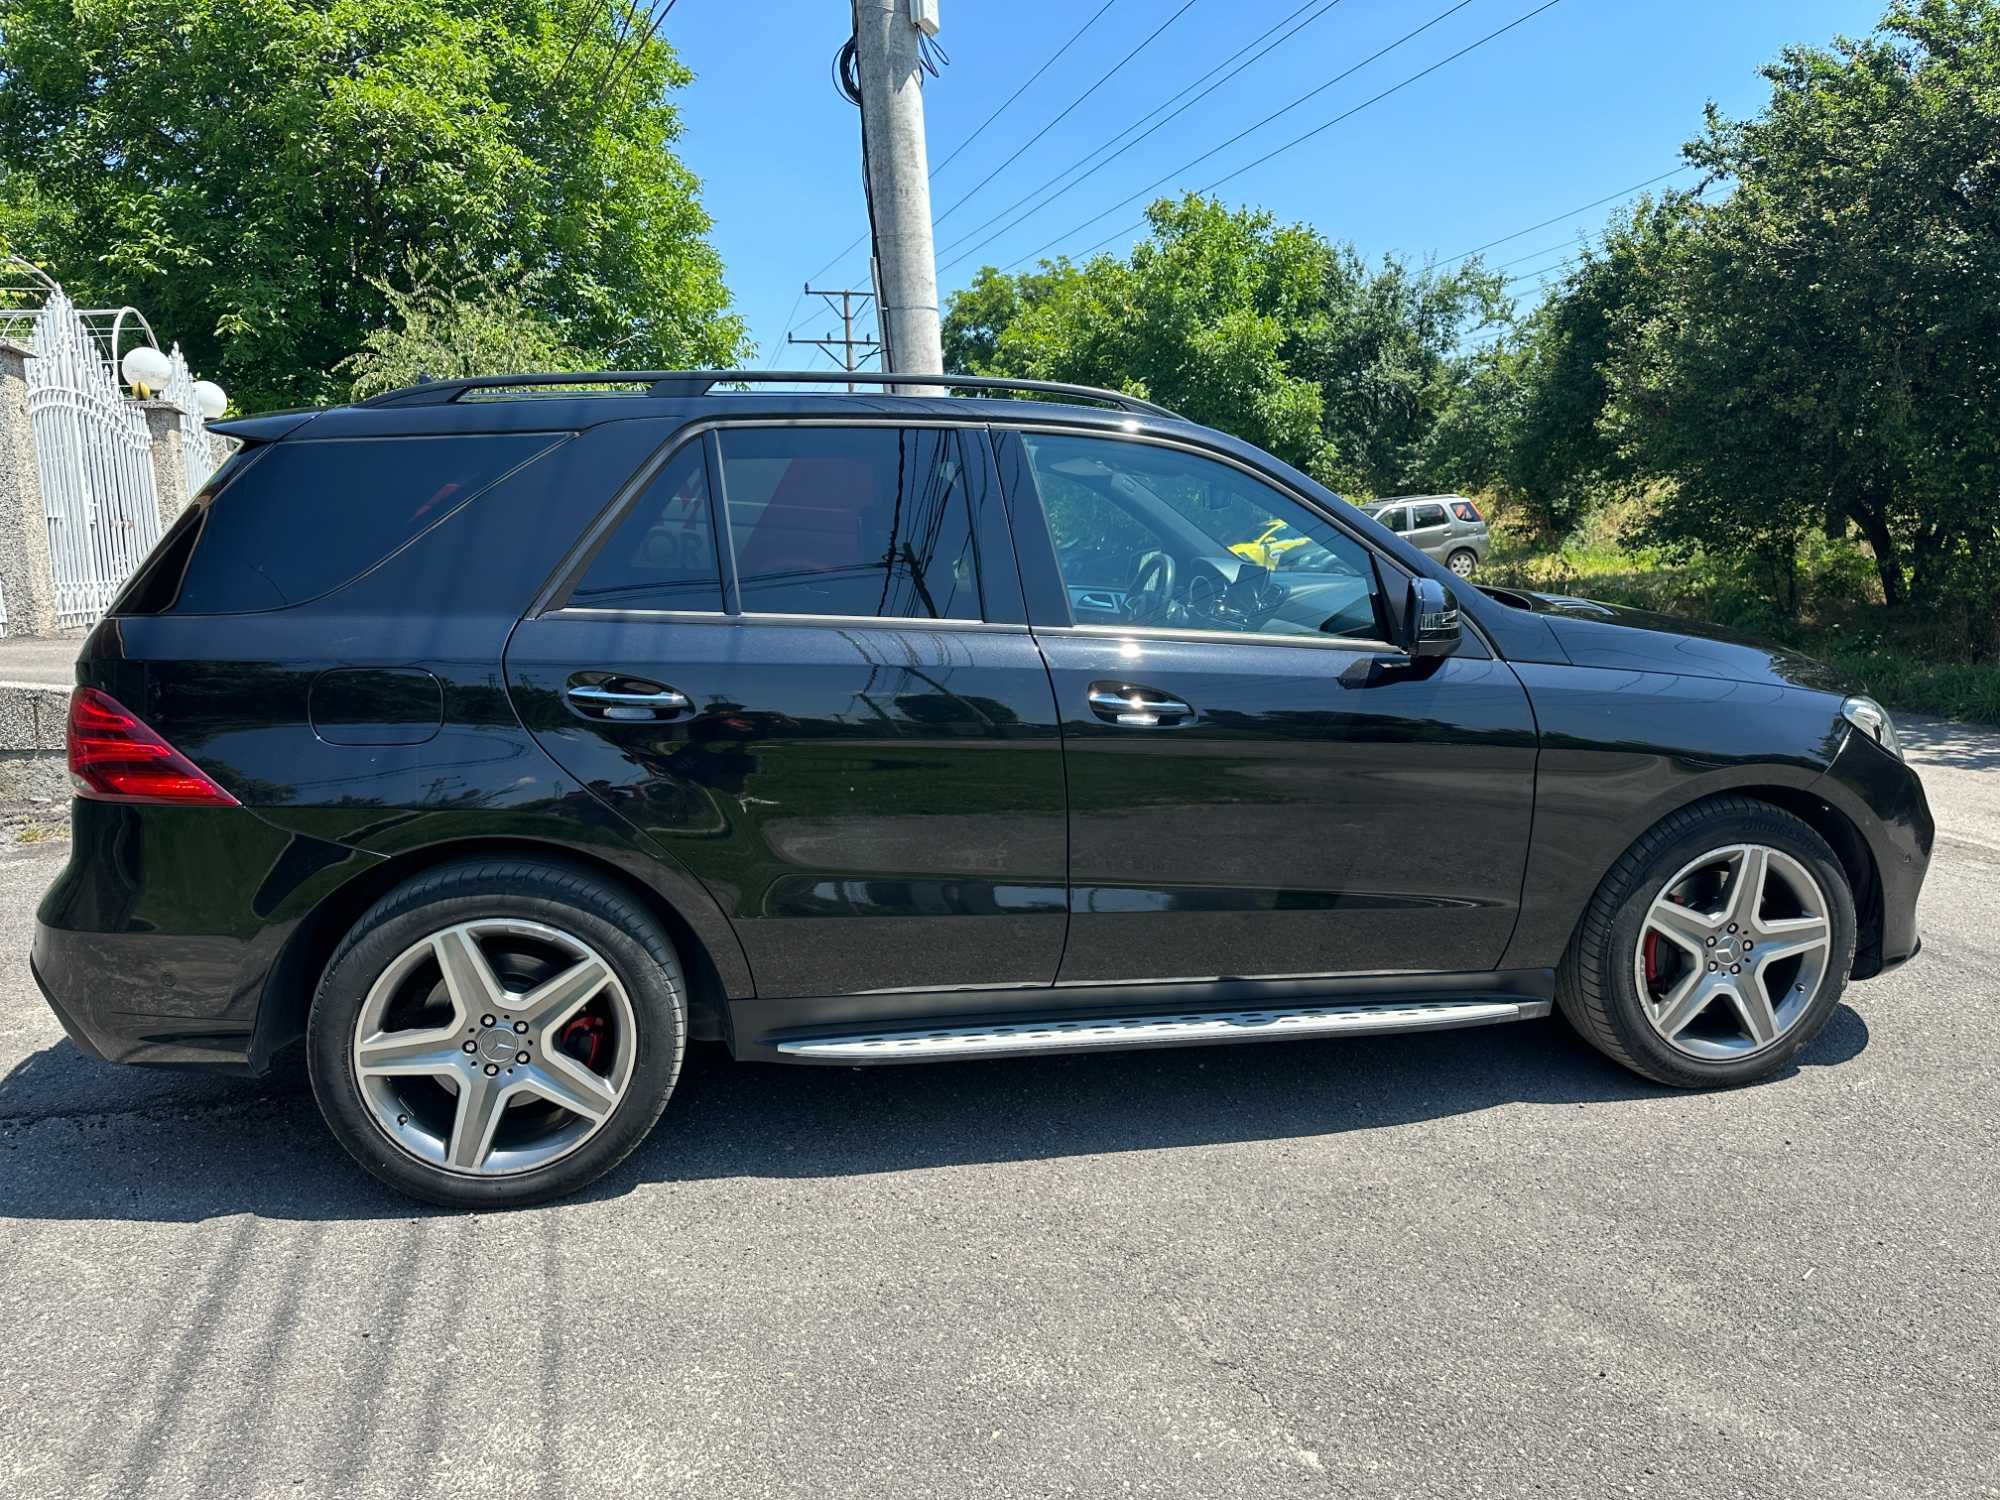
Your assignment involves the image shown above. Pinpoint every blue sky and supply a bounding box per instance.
[665,0,1886,364]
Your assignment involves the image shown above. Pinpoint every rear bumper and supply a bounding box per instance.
[30,800,379,1073]
[29,922,263,1071]
[29,948,108,1062]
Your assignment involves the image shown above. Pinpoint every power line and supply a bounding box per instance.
[1490,235,1590,272]
[1449,165,1695,259]
[1503,255,1581,287]
[928,0,1203,233]
[585,0,641,101]
[547,0,614,103]
[600,0,680,103]
[765,287,809,368]
[935,0,1348,271]
[930,0,1122,180]
[596,0,679,107]
[999,0,1498,273]
[1474,165,1719,296]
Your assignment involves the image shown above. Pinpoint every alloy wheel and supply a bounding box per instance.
[351,918,636,1176]
[1634,844,1834,1061]
[1448,550,1476,578]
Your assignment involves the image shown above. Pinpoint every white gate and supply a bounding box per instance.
[162,343,217,502]
[24,289,162,626]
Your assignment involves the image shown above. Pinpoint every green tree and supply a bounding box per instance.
[1286,249,1507,495]
[945,195,1508,496]
[1464,200,1680,541]
[946,197,1335,479]
[338,261,597,399]
[1595,0,2000,631]
[0,0,746,410]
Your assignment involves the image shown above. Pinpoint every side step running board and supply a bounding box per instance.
[774,998,1553,1065]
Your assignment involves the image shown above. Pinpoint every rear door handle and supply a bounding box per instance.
[565,678,692,722]
[1087,683,1195,728]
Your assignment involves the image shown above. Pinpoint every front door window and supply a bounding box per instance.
[1018,433,1384,642]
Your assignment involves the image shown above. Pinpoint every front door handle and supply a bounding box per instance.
[565,678,692,722]
[1087,683,1195,728]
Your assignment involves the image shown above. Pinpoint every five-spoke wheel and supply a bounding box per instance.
[309,859,685,1208]
[1557,797,1856,1088]
[1635,845,1832,1060]
[353,919,635,1176]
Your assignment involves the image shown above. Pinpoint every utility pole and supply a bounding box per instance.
[851,0,944,392]
[786,285,881,391]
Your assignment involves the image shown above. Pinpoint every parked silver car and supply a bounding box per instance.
[1363,495,1489,577]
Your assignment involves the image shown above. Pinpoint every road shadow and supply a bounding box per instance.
[1899,714,2000,772]
[0,1005,1870,1224]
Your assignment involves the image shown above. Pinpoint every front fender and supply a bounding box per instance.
[1501,663,1849,970]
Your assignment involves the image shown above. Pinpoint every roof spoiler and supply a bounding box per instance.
[208,410,318,444]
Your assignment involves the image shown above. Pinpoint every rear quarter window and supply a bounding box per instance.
[167,434,561,614]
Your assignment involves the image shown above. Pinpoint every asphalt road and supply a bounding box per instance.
[0,720,1994,1499]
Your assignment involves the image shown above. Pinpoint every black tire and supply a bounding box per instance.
[1446,549,1478,578]
[1555,796,1857,1088]
[307,857,686,1208]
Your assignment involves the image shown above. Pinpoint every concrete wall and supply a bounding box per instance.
[0,342,58,636]
[0,681,69,813]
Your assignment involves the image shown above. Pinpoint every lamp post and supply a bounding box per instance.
[191,380,227,419]
[119,344,172,400]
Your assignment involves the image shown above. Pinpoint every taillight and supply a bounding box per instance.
[66,687,239,806]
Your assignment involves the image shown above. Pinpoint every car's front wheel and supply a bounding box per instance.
[307,858,686,1208]
[1446,548,1478,578]
[1557,797,1857,1088]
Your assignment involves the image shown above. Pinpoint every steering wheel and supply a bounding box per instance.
[1122,550,1178,624]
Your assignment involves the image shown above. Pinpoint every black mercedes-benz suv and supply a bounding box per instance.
[31,370,1932,1207]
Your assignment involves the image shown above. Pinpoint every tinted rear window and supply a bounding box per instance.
[567,441,724,612]
[719,427,980,620]
[170,434,558,614]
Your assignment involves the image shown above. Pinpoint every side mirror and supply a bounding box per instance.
[1399,576,1461,658]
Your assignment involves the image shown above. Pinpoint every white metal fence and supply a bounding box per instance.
[23,289,163,627]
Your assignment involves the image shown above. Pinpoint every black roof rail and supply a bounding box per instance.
[353,368,1181,419]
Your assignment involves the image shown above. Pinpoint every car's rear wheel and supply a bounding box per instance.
[1446,548,1478,578]
[307,858,685,1208]
[1556,797,1857,1088]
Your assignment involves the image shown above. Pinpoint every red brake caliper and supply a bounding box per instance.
[1643,931,1662,985]
[557,1015,608,1071]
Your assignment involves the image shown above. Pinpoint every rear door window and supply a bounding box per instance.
[718,427,981,620]
[1410,502,1449,530]
[171,434,559,614]
[567,442,723,612]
